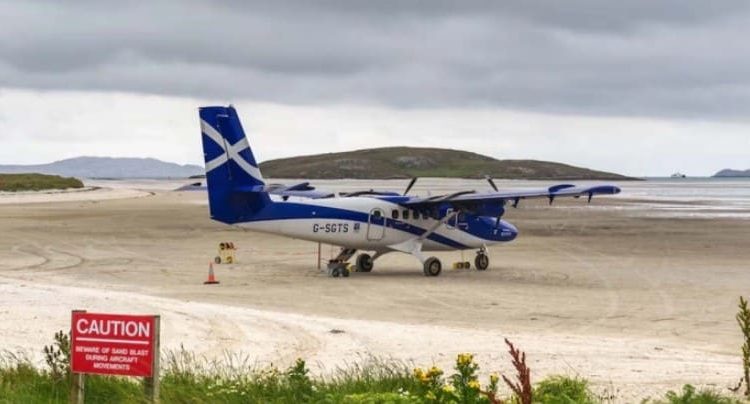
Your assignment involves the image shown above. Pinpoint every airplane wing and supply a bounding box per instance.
[402,184,621,209]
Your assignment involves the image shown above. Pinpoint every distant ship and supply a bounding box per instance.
[671,172,687,178]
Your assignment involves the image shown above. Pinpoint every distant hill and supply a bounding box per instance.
[0,157,203,179]
[260,147,635,180]
[714,169,750,178]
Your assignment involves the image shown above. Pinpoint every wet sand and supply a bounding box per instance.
[1,184,748,401]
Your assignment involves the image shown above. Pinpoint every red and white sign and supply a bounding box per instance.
[71,311,157,377]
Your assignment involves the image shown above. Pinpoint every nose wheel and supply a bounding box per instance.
[475,251,489,271]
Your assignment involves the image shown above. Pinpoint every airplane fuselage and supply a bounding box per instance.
[229,195,518,251]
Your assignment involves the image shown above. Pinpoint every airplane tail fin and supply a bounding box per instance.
[199,105,270,223]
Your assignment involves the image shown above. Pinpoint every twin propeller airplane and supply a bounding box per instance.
[199,105,621,277]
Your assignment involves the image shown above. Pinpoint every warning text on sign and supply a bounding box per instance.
[71,312,156,377]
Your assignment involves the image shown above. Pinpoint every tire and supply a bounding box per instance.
[423,257,442,277]
[214,256,221,264]
[342,267,350,277]
[330,266,341,278]
[475,253,489,271]
[356,254,374,272]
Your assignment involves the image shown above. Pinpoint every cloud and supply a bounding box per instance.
[1,1,749,120]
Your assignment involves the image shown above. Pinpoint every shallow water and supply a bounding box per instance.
[93,177,750,219]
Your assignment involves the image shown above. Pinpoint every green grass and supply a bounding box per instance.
[644,384,743,404]
[533,375,598,404]
[3,334,746,404]
[0,173,84,192]
[1,350,424,404]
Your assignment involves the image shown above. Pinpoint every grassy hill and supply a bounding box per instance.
[260,147,635,180]
[0,173,84,192]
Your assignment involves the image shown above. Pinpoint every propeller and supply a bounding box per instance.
[486,176,502,227]
[403,177,418,196]
[484,175,498,192]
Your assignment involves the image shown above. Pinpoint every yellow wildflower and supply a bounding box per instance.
[413,367,430,383]
[442,384,456,393]
[428,366,443,377]
[468,380,481,390]
[489,373,499,384]
[457,353,474,366]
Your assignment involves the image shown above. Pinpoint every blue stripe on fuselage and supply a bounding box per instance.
[241,201,471,249]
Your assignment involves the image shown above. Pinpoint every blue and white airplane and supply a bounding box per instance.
[200,105,621,277]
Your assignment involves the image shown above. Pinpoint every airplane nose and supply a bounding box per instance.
[500,220,518,240]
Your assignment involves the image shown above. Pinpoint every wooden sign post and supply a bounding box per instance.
[70,310,161,403]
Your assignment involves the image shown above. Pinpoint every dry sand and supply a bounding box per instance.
[1,182,749,401]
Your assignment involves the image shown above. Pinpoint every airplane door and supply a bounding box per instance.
[367,208,386,240]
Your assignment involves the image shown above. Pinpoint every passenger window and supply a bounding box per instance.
[403,210,410,220]
[392,210,399,219]
[413,211,420,220]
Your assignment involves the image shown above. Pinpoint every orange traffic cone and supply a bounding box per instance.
[204,262,220,285]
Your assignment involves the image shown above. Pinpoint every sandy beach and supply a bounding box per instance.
[1,179,749,401]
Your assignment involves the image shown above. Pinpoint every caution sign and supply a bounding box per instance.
[71,311,157,377]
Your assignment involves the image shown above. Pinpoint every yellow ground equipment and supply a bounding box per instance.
[452,261,471,270]
[214,242,236,264]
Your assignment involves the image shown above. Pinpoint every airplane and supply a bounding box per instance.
[199,105,621,278]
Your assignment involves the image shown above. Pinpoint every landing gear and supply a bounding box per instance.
[327,263,351,278]
[475,250,489,271]
[423,257,442,277]
[356,253,374,272]
[326,247,357,278]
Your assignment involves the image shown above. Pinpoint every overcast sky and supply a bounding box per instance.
[1,1,749,176]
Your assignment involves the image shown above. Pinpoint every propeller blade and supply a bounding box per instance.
[403,177,418,196]
[485,175,499,192]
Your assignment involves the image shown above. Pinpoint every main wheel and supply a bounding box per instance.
[341,266,350,277]
[475,253,489,271]
[356,254,374,272]
[423,257,442,277]
[330,266,341,278]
